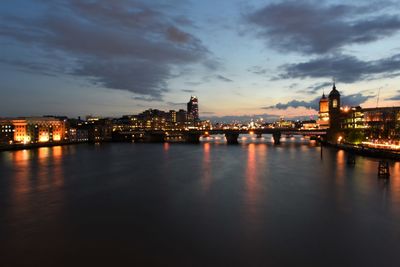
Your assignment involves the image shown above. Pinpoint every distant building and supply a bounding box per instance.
[176,109,187,126]
[0,120,14,144]
[169,110,177,123]
[301,120,318,130]
[317,93,329,129]
[187,96,199,122]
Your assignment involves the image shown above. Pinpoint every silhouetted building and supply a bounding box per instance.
[176,109,187,126]
[0,120,14,144]
[187,96,199,121]
[327,83,342,142]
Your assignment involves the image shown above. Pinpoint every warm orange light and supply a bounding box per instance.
[39,134,49,142]
[249,131,254,135]
[53,134,61,141]
[362,141,400,150]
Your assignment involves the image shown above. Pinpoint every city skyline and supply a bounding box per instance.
[1,0,400,120]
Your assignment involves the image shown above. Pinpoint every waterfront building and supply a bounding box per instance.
[0,117,66,144]
[25,117,66,142]
[341,106,365,129]
[0,120,14,144]
[12,119,29,143]
[362,107,400,140]
[84,118,113,142]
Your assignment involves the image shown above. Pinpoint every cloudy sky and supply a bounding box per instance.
[1,0,400,120]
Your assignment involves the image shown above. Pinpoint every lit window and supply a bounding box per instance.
[333,99,338,108]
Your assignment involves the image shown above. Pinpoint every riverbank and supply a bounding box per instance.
[328,143,400,161]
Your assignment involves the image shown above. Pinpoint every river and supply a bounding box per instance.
[1,136,400,266]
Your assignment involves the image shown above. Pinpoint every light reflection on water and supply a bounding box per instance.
[0,140,400,266]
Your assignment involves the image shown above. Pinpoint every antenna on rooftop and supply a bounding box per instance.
[376,87,381,108]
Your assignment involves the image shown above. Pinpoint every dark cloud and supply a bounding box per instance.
[342,93,375,106]
[263,98,320,110]
[216,74,233,82]
[184,81,203,86]
[280,54,400,83]
[265,93,375,110]
[181,89,196,93]
[248,66,268,75]
[386,90,400,100]
[246,1,400,54]
[166,102,186,106]
[297,82,332,95]
[0,0,214,99]
[166,26,191,43]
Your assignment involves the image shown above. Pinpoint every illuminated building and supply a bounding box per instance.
[362,107,400,140]
[187,96,199,122]
[169,110,177,123]
[0,120,14,144]
[11,119,29,143]
[0,117,66,144]
[301,120,318,130]
[317,93,329,129]
[341,106,365,129]
[25,117,66,142]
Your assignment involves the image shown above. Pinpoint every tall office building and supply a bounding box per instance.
[187,96,199,121]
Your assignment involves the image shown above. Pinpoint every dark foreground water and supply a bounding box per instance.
[1,136,400,266]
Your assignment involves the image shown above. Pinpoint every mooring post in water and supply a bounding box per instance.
[378,160,390,178]
[347,154,356,165]
[320,142,323,160]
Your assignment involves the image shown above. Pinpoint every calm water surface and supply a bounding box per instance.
[1,136,400,266]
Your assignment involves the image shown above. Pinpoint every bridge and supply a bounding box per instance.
[113,128,327,145]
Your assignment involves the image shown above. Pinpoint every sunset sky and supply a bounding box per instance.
[1,0,400,121]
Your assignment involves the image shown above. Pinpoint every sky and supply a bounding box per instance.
[1,0,400,121]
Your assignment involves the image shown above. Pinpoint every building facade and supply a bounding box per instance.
[318,93,329,129]
[187,96,199,122]
[0,117,66,144]
[0,120,14,144]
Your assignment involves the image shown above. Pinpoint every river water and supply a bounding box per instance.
[1,136,400,266]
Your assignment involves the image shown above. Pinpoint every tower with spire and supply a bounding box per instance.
[328,81,341,129]
[327,81,342,142]
[318,91,329,129]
